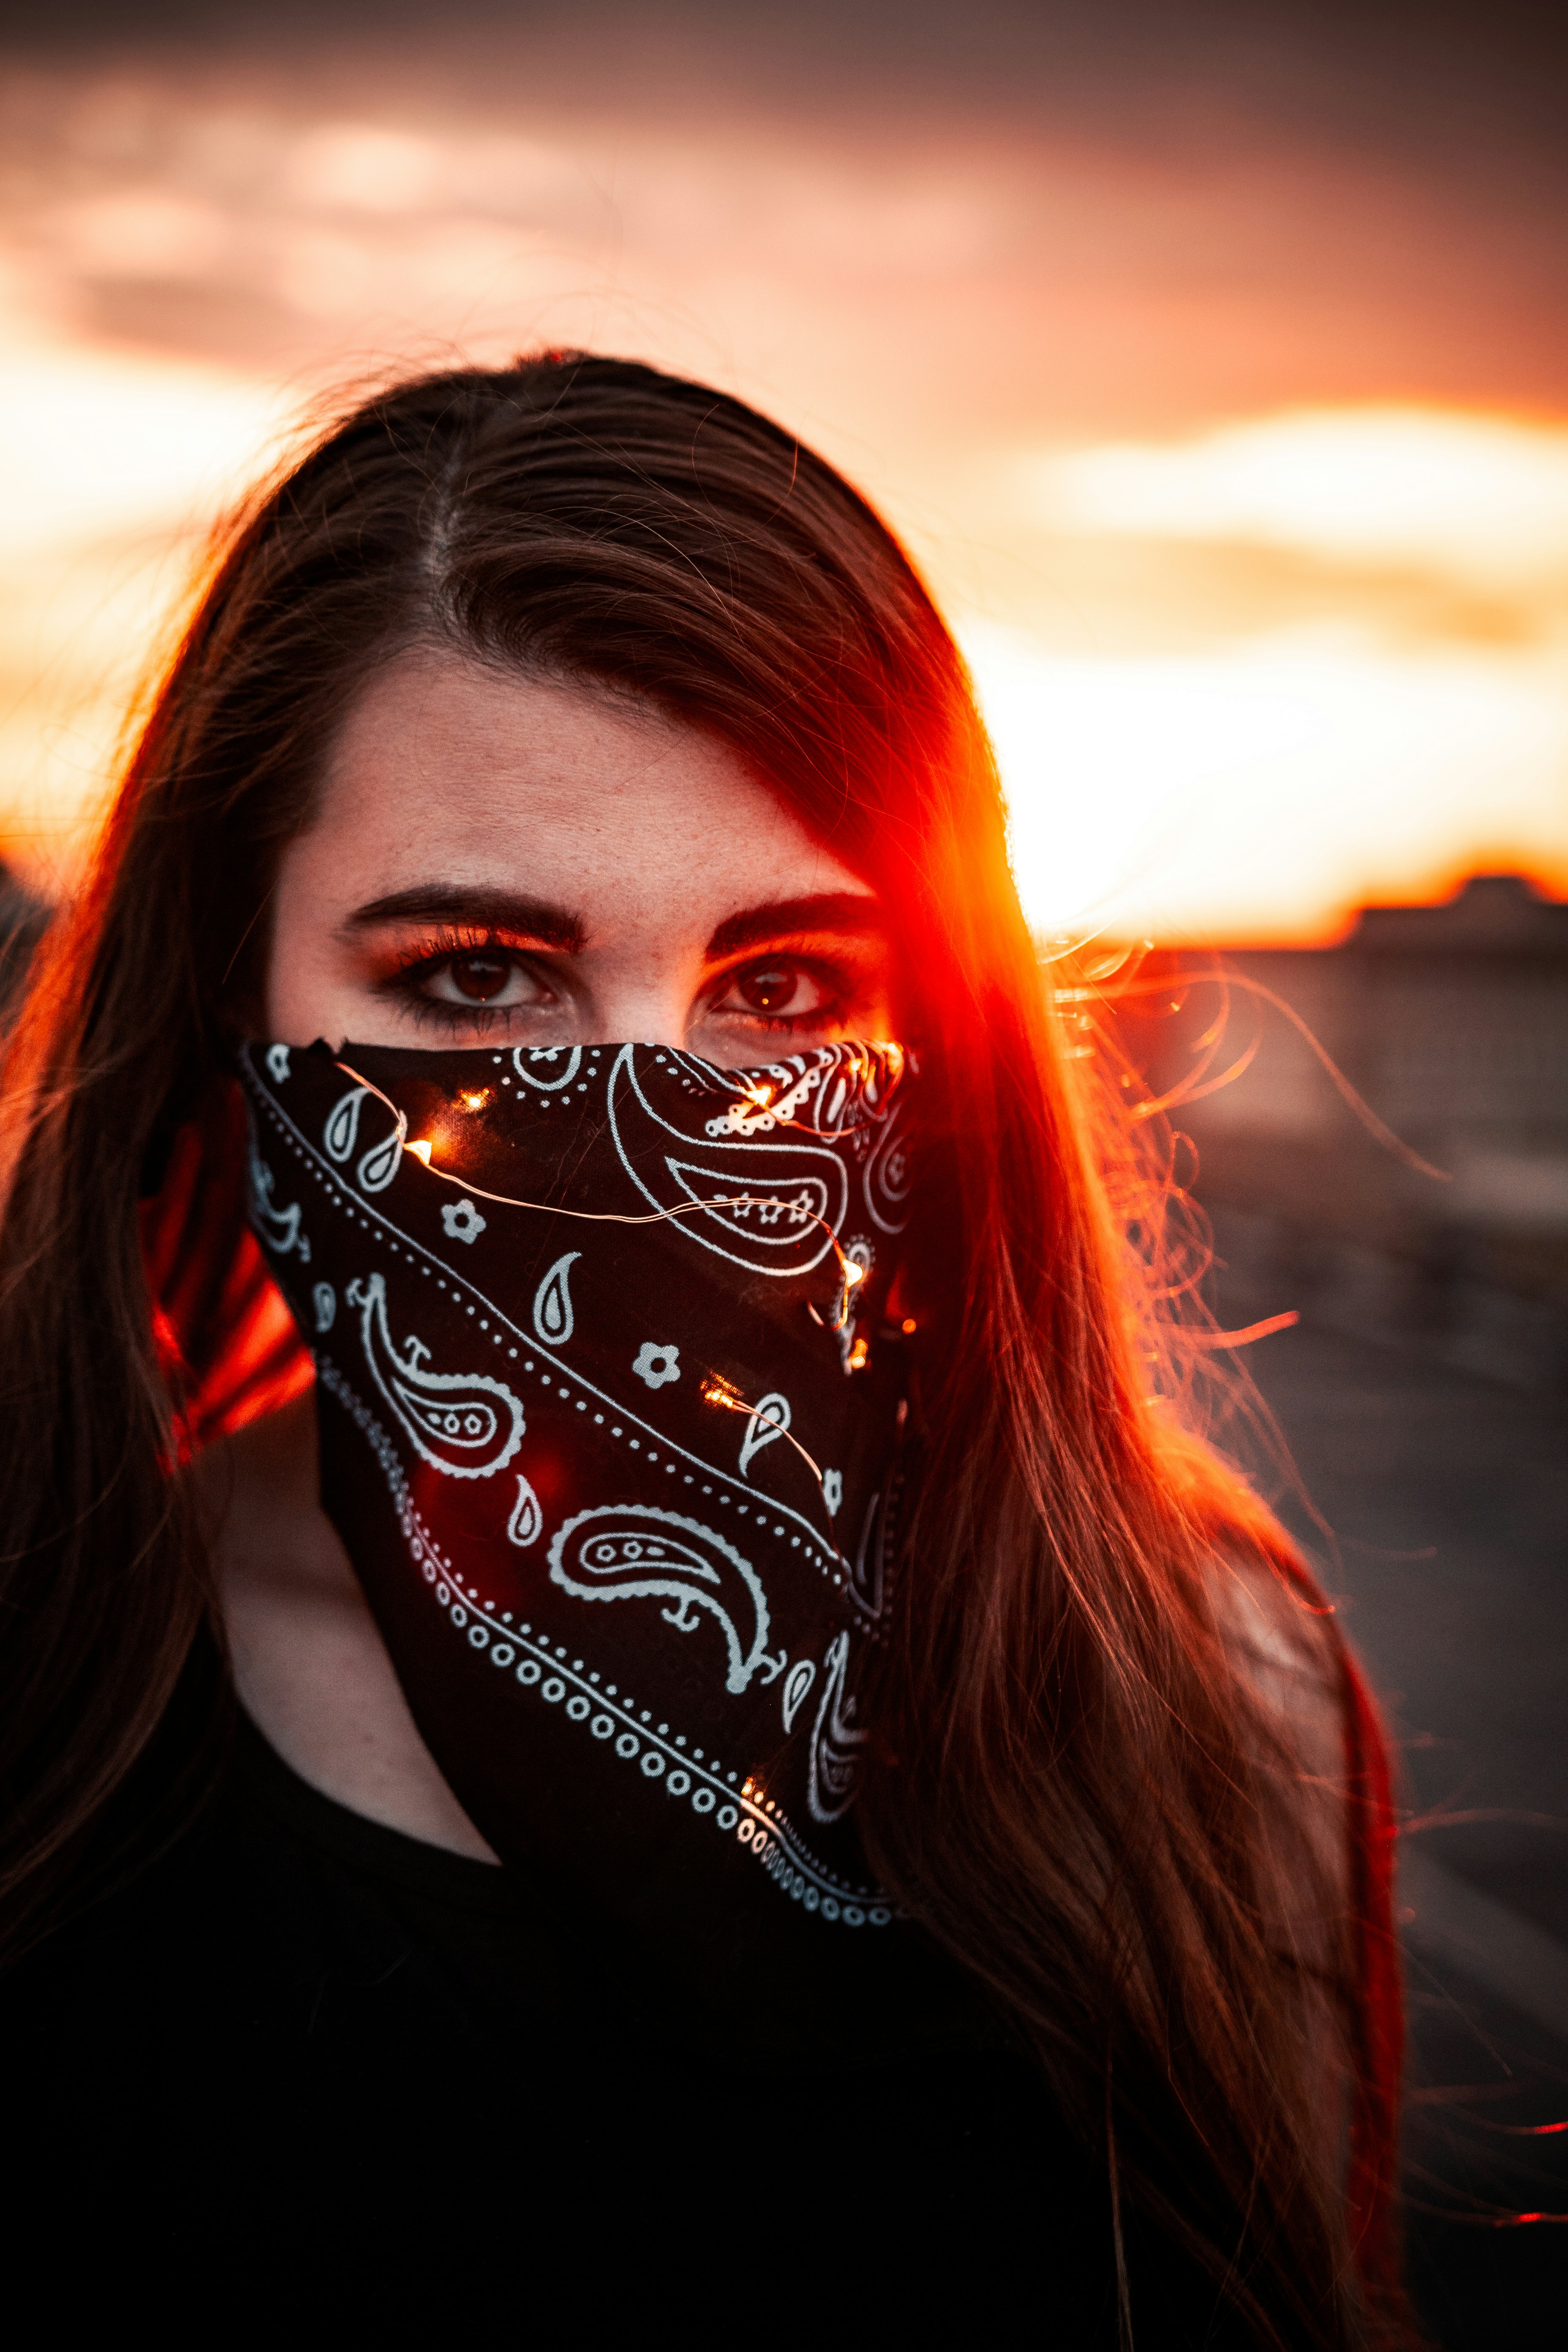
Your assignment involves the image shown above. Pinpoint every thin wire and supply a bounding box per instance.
[332,1057,868,1333]
[701,1376,827,1486]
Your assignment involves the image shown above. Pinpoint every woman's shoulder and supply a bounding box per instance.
[1204,1544,1355,1979]
[1208,1546,1347,1783]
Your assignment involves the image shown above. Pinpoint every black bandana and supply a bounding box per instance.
[240,1035,918,2024]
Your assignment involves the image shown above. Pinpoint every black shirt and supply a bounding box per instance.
[8,1708,1279,2344]
[5,1712,1141,2336]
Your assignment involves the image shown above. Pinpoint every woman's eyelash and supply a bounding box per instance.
[743,1012,833,1034]
[383,925,531,982]
[396,995,516,1034]
[375,928,545,1032]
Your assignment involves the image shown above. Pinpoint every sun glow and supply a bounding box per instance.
[960,402,1568,939]
[0,316,295,889]
[965,614,1568,942]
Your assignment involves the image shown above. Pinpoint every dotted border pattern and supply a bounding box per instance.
[316,1355,892,1928]
[243,1062,862,1596]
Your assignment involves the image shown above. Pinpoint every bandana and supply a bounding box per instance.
[240,1035,920,2035]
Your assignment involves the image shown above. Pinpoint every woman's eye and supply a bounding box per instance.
[721,962,832,1021]
[446,951,514,1003]
[424,950,541,1009]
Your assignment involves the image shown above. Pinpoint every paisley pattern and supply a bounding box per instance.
[532,1252,579,1345]
[324,1085,368,1165]
[738,1390,791,1479]
[248,1137,309,1263]
[605,1045,853,1275]
[807,1630,868,1825]
[512,1042,582,1091]
[507,1473,544,1547]
[548,1504,781,1695]
[239,1034,915,1968]
[348,1269,526,1479]
[861,1099,912,1235]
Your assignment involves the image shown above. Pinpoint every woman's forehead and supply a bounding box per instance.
[298,651,879,942]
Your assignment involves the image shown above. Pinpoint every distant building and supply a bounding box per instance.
[1146,877,1568,1390]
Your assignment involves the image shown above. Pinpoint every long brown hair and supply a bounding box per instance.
[0,356,1407,2346]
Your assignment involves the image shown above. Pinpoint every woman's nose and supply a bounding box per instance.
[577,975,694,1052]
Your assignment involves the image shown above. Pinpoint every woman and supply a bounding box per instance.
[0,356,1407,2342]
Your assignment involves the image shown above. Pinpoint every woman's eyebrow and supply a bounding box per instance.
[705,893,885,960]
[342,885,585,952]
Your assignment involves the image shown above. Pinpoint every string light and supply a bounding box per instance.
[332,1055,874,1332]
[700,1372,828,1489]
[323,1056,877,1561]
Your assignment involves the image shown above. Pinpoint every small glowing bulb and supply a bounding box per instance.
[901,1317,917,1336]
[847,1336,869,1371]
[458,1088,493,1112]
[406,1139,433,1166]
[843,1261,866,1288]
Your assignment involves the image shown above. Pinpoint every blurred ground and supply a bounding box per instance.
[1114,893,1568,2327]
[1210,1291,1568,2343]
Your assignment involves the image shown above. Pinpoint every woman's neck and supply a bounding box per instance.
[190,1390,498,1862]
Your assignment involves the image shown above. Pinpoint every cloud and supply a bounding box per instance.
[1034,408,1568,590]
[283,125,444,214]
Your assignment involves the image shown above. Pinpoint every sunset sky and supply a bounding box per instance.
[2,0,1565,939]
